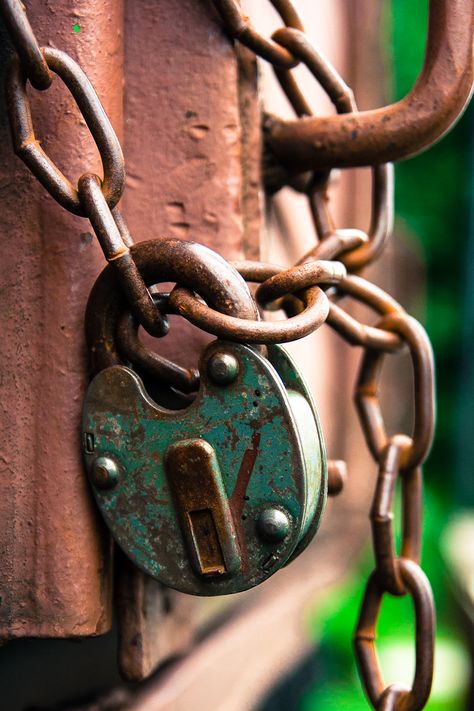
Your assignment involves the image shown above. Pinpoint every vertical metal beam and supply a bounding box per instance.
[116,0,262,680]
[0,0,124,639]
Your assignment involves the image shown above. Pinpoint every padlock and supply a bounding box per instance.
[82,238,327,595]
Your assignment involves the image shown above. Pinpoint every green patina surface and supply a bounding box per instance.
[82,341,327,596]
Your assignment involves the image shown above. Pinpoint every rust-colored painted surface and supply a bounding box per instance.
[117,0,261,678]
[0,0,260,647]
[0,0,124,638]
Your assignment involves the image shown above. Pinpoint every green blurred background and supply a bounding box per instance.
[260,1,474,708]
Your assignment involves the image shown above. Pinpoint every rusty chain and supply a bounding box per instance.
[1,0,459,708]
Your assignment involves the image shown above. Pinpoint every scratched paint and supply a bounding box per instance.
[82,341,326,595]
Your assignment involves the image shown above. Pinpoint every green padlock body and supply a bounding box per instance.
[82,340,327,595]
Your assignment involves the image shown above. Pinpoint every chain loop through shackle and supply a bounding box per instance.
[170,259,343,344]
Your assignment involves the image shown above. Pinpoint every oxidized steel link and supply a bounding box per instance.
[271,26,356,116]
[309,165,395,272]
[355,312,435,469]
[343,164,394,272]
[170,284,328,344]
[78,174,168,338]
[170,259,344,344]
[0,0,53,90]
[6,47,125,216]
[255,260,346,306]
[354,558,435,711]
[211,0,304,69]
[327,275,405,353]
[112,208,134,248]
[267,26,394,272]
[371,436,422,596]
[297,229,368,264]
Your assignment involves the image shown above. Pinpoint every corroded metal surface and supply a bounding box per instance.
[263,0,474,170]
[0,0,262,661]
[0,0,453,705]
[0,0,123,641]
[82,340,326,595]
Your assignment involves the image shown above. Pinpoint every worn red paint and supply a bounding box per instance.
[230,431,261,516]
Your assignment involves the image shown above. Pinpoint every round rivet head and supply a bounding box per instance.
[91,456,120,490]
[207,352,239,386]
[257,508,290,543]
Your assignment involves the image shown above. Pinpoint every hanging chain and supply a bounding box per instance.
[0,1,440,709]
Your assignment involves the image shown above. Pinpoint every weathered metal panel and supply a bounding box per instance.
[0,0,124,640]
[116,0,262,678]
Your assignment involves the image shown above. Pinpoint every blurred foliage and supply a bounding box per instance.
[391,4,472,495]
[260,1,473,709]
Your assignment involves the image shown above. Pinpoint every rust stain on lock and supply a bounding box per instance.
[230,431,261,517]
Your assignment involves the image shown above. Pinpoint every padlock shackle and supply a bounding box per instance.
[85,238,259,378]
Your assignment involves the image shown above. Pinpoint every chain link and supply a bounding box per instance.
[1,1,438,707]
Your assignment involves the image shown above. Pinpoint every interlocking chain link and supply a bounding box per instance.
[208,3,437,709]
[0,1,438,708]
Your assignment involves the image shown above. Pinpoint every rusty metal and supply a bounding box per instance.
[6,48,125,215]
[272,28,393,271]
[211,0,304,69]
[327,276,405,352]
[355,313,435,469]
[260,23,394,271]
[255,260,345,306]
[164,438,242,578]
[298,229,368,264]
[78,173,168,337]
[354,559,435,711]
[370,437,422,597]
[0,0,451,702]
[308,165,395,272]
[263,0,474,170]
[82,340,327,595]
[327,460,347,497]
[117,307,200,395]
[85,238,259,381]
[170,259,342,343]
[0,0,52,90]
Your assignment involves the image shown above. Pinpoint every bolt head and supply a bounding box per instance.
[91,456,119,490]
[207,352,239,386]
[257,508,290,543]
